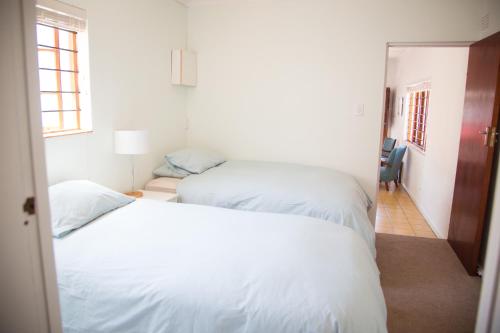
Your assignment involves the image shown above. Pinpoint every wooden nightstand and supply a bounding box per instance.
[138,190,179,203]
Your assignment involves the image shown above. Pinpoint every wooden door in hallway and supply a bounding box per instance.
[448,31,500,276]
[383,87,391,139]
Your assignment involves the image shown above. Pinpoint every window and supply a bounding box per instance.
[406,85,430,151]
[36,0,91,137]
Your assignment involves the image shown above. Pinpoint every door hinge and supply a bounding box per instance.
[23,197,36,215]
[489,127,499,148]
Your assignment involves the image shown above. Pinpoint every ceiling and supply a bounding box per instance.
[176,0,234,7]
[176,0,218,6]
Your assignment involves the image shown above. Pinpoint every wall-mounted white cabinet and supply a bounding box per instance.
[171,49,197,86]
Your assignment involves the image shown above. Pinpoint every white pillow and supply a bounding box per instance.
[166,148,225,174]
[153,160,191,178]
[49,180,135,238]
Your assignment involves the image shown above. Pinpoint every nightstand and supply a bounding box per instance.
[138,190,179,203]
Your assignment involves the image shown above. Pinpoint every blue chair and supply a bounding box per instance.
[381,137,396,159]
[380,145,407,191]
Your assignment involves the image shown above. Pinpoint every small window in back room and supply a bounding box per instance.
[405,82,430,151]
[36,0,92,137]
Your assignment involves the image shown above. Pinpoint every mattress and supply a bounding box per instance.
[54,199,387,333]
[177,160,376,256]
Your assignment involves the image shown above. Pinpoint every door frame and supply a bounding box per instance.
[476,183,500,332]
[379,40,500,332]
[377,41,473,218]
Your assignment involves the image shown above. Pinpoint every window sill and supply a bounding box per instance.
[43,129,93,139]
[408,142,426,155]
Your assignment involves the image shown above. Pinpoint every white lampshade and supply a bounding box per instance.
[114,130,149,155]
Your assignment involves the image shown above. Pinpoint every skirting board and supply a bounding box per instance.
[401,183,444,239]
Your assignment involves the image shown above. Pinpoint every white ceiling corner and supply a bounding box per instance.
[388,47,408,59]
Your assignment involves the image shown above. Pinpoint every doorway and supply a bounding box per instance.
[376,45,470,239]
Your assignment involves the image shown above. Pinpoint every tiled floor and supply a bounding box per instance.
[376,184,437,238]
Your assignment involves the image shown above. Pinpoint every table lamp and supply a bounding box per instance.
[114,130,149,197]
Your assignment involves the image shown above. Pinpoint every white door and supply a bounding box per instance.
[0,0,61,332]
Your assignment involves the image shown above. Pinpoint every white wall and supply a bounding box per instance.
[386,47,469,238]
[44,0,187,191]
[42,0,500,227]
[185,0,491,213]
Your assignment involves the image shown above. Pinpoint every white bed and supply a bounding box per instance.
[177,160,376,256]
[54,199,387,333]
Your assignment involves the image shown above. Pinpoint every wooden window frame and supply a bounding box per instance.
[37,23,82,136]
[406,89,430,151]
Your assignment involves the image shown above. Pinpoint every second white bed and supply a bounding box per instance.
[177,160,376,256]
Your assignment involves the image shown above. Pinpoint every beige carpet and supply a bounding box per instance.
[376,233,482,333]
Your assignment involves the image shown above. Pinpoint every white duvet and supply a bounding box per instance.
[178,160,376,256]
[54,199,387,333]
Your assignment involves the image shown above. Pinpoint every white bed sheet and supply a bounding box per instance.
[177,160,376,256]
[54,199,387,333]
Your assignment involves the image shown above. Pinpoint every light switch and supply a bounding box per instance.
[354,104,364,117]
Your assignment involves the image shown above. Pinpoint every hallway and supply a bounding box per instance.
[376,186,437,238]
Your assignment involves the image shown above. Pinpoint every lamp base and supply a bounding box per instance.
[125,191,143,198]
